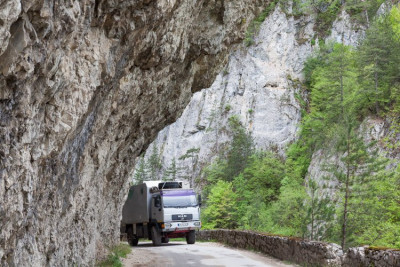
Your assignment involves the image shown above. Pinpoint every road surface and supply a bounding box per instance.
[122,241,295,267]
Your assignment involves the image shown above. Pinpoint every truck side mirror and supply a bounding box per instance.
[198,194,202,206]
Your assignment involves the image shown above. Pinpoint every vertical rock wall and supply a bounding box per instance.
[0,0,266,265]
[140,6,314,182]
[139,6,363,184]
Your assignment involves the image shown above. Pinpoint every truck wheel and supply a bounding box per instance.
[162,237,169,244]
[151,226,162,246]
[127,227,139,246]
[129,237,139,246]
[186,230,196,244]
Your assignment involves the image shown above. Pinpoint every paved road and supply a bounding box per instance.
[122,241,295,267]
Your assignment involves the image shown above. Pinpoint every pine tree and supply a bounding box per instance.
[357,14,400,115]
[163,157,181,181]
[302,43,360,154]
[148,142,162,180]
[345,166,400,249]
[225,116,254,180]
[133,155,147,184]
[178,147,200,187]
[306,179,335,240]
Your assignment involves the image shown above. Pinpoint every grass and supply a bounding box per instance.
[97,243,131,267]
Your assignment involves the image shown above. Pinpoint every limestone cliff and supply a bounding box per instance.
[0,0,267,265]
[139,6,362,185]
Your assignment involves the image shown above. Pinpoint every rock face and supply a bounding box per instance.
[140,6,314,183]
[0,0,266,265]
[139,6,363,185]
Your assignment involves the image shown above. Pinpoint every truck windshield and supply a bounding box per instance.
[163,195,198,208]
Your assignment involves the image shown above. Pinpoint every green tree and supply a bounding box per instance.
[147,142,162,179]
[133,155,147,184]
[390,5,400,40]
[357,14,400,115]
[202,181,238,229]
[304,40,389,248]
[345,167,400,249]
[163,157,181,181]
[179,147,200,187]
[263,174,308,237]
[225,116,254,180]
[306,179,335,240]
[232,152,285,230]
[242,152,285,204]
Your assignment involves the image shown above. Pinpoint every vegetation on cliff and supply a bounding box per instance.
[202,3,400,250]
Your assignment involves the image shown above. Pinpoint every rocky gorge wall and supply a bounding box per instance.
[196,230,400,267]
[138,6,363,184]
[0,0,268,265]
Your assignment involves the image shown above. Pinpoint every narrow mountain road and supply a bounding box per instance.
[122,241,296,267]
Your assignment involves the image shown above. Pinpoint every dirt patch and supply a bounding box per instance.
[122,246,172,267]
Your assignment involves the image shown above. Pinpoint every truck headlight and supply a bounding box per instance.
[165,223,172,228]
[194,222,201,226]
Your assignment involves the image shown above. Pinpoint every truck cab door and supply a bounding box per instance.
[151,195,164,222]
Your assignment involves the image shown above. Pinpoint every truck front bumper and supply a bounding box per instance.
[162,221,201,232]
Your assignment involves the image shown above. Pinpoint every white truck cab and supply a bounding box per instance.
[121,181,201,246]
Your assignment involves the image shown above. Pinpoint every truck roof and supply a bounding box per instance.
[143,180,185,189]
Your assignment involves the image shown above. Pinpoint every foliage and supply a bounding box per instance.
[179,147,200,187]
[201,9,400,250]
[133,155,147,184]
[148,142,162,179]
[345,0,385,25]
[313,0,342,36]
[390,4,400,40]
[202,180,238,229]
[163,157,181,181]
[225,116,254,180]
[357,14,400,115]
[305,179,335,240]
[333,167,400,248]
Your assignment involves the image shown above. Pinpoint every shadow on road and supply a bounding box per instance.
[137,242,185,248]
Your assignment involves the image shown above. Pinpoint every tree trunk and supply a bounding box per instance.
[374,57,380,114]
[341,134,351,250]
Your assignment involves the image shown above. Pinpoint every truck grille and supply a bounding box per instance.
[172,214,193,221]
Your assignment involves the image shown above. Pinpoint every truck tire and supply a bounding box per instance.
[151,226,162,246]
[161,237,169,244]
[186,230,196,244]
[129,237,139,246]
[127,227,139,246]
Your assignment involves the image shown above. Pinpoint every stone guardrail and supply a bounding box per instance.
[196,230,400,267]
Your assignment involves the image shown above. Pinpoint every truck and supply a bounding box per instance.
[121,181,202,246]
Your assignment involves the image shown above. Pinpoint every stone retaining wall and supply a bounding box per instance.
[196,230,400,267]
